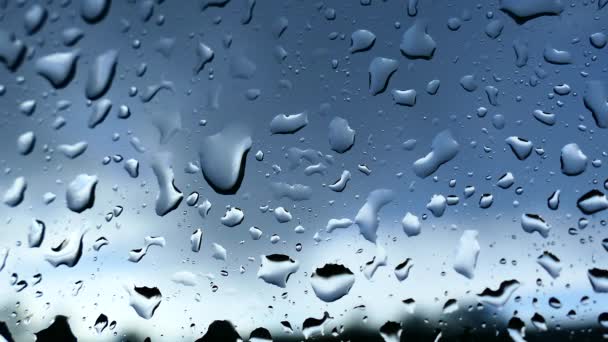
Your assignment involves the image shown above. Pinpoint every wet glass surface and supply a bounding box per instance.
[1,0,608,341]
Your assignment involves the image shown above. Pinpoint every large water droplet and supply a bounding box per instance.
[28,219,45,248]
[45,231,85,267]
[499,0,563,24]
[477,279,520,307]
[453,230,480,279]
[368,57,398,95]
[81,0,111,23]
[310,263,355,302]
[588,268,608,293]
[127,285,162,319]
[505,136,533,160]
[328,117,355,153]
[85,49,118,100]
[16,131,35,155]
[350,29,375,53]
[257,254,299,288]
[400,20,436,59]
[355,189,394,243]
[413,130,459,178]
[560,143,587,176]
[537,251,561,278]
[24,4,47,35]
[151,152,183,216]
[577,189,608,215]
[521,213,550,238]
[66,174,98,213]
[198,124,252,194]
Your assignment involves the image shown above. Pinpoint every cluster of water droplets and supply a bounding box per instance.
[1,0,608,340]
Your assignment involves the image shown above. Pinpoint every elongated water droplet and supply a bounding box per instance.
[57,141,88,159]
[368,57,398,95]
[413,130,459,178]
[328,117,355,153]
[537,251,561,278]
[453,230,480,279]
[85,49,118,100]
[355,189,394,243]
[151,152,183,216]
[3,176,27,207]
[270,112,308,134]
[477,279,520,307]
[28,219,45,248]
[16,131,35,155]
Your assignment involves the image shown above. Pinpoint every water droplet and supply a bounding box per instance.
[328,117,355,153]
[537,251,561,278]
[85,49,118,100]
[257,254,299,288]
[16,131,35,155]
[368,57,398,95]
[81,0,111,23]
[426,194,447,217]
[505,136,533,160]
[391,89,416,107]
[66,174,98,213]
[151,152,183,216]
[521,213,550,238]
[401,212,421,237]
[399,20,436,59]
[221,207,244,227]
[577,189,608,215]
[453,230,480,279]
[302,312,331,340]
[499,0,563,24]
[24,4,47,35]
[127,285,162,319]
[310,263,355,302]
[45,231,85,268]
[212,243,227,261]
[273,206,292,223]
[413,130,459,178]
[477,279,520,307]
[532,109,555,126]
[355,189,394,242]
[94,314,108,334]
[394,258,413,281]
[3,177,27,207]
[560,143,587,176]
[379,321,402,342]
[198,124,252,194]
[28,219,45,248]
[270,112,308,134]
[88,98,112,128]
[350,29,375,53]
[57,141,88,159]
